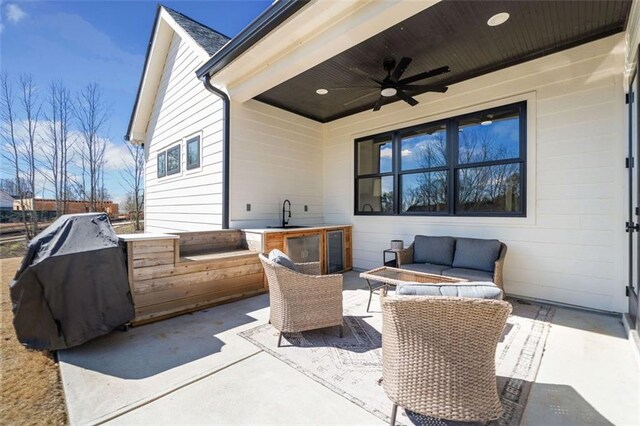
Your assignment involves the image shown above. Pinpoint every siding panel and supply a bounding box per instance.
[144,33,223,233]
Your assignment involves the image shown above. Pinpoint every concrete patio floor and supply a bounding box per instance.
[59,272,640,425]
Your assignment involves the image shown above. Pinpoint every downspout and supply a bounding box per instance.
[201,77,230,229]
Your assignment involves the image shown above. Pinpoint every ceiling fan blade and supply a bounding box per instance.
[373,96,385,111]
[398,65,451,85]
[391,57,412,82]
[348,67,383,85]
[398,84,449,93]
[396,90,419,107]
[327,86,379,91]
[343,90,380,106]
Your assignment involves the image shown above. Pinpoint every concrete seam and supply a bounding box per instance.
[90,350,264,425]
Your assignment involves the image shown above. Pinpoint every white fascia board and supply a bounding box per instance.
[213,0,440,103]
[128,8,211,143]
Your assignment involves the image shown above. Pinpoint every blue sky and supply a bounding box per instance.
[0,0,272,206]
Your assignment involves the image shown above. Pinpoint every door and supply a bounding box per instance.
[285,234,321,264]
[627,47,639,329]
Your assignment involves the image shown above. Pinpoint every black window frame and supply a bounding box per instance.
[166,144,181,176]
[186,135,201,170]
[157,151,166,178]
[354,101,527,217]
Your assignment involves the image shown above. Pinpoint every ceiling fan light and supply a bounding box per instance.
[381,87,397,97]
[315,88,328,95]
[487,12,510,27]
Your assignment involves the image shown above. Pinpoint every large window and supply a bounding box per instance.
[354,102,526,216]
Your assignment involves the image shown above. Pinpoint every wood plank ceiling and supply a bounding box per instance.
[254,0,632,123]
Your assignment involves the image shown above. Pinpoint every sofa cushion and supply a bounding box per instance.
[268,249,298,272]
[452,238,501,272]
[444,267,494,282]
[413,235,456,266]
[401,263,450,275]
[396,282,503,300]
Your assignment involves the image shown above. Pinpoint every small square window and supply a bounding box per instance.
[186,136,200,170]
[166,144,181,175]
[157,152,166,178]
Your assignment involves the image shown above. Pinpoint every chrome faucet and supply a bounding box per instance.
[282,199,291,227]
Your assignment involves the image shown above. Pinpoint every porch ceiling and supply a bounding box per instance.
[254,0,631,123]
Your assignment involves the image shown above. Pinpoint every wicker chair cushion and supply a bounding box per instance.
[413,235,456,266]
[444,267,494,282]
[396,282,503,300]
[401,263,450,275]
[268,249,298,272]
[452,238,501,272]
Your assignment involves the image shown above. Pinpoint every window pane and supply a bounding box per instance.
[157,152,166,178]
[167,145,180,175]
[458,109,520,164]
[400,124,447,170]
[457,164,521,213]
[357,176,394,213]
[401,171,448,213]
[187,137,200,170]
[357,137,393,175]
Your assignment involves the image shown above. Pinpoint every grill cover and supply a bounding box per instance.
[10,213,134,350]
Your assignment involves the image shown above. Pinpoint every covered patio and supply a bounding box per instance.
[59,272,639,425]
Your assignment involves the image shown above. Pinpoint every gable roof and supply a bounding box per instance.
[125,5,230,142]
[163,6,230,56]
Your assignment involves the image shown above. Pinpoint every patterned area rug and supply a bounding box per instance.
[239,290,555,425]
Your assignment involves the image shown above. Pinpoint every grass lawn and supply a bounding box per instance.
[0,257,67,424]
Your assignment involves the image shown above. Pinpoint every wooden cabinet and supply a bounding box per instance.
[253,226,352,275]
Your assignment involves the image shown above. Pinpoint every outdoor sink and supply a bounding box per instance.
[265,225,308,229]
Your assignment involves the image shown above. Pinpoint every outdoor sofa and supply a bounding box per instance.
[397,235,507,290]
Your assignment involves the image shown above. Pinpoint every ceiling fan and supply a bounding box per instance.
[331,57,451,111]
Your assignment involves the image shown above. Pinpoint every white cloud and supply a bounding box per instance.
[5,3,26,24]
[380,148,393,158]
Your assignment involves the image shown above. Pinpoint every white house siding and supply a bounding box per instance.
[144,33,224,233]
[229,100,324,228]
[323,34,627,313]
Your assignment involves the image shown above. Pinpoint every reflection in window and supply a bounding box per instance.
[357,176,394,213]
[167,144,181,175]
[401,124,447,170]
[357,137,393,175]
[186,136,200,170]
[457,164,521,213]
[402,171,448,213]
[458,111,520,164]
[157,152,166,178]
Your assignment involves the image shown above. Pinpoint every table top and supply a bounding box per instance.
[359,266,465,286]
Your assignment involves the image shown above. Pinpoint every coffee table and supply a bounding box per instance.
[360,266,465,312]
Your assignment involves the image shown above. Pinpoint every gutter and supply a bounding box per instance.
[201,77,230,230]
[195,0,310,80]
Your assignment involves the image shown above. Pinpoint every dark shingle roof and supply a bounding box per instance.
[163,6,231,56]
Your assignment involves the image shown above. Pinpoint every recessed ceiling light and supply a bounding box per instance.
[381,87,397,97]
[481,120,493,126]
[316,88,328,95]
[487,12,509,27]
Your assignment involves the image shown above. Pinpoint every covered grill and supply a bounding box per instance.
[10,213,134,350]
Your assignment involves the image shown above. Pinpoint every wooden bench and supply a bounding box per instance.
[120,230,265,325]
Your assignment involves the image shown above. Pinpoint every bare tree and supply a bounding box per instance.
[121,143,144,231]
[19,74,41,238]
[1,73,30,234]
[74,83,109,211]
[41,81,74,216]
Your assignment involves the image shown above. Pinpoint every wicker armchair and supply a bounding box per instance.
[397,242,508,290]
[259,254,344,347]
[381,290,512,424]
